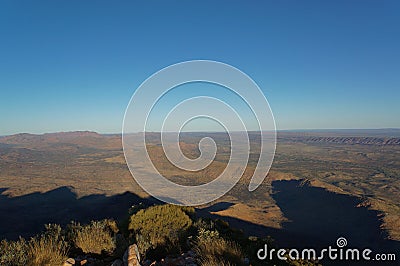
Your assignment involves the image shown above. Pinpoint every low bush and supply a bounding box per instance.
[0,205,320,266]
[27,224,68,266]
[129,204,193,246]
[129,204,194,258]
[0,224,68,266]
[0,238,28,266]
[69,219,117,255]
[194,228,244,266]
[135,233,152,258]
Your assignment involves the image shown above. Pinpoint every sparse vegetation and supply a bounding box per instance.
[129,204,194,258]
[0,237,28,266]
[194,228,244,266]
[0,203,322,265]
[1,131,400,243]
[27,231,68,265]
[129,205,193,246]
[0,224,68,266]
[68,219,117,255]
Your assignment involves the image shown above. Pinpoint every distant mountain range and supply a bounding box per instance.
[1,129,400,146]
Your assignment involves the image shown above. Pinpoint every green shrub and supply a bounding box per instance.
[69,219,117,255]
[135,233,152,259]
[129,204,193,256]
[0,238,28,266]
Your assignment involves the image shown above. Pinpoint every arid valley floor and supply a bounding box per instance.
[0,130,399,253]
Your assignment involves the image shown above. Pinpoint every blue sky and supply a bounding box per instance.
[0,1,399,134]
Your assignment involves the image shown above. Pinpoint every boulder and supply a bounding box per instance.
[123,244,141,266]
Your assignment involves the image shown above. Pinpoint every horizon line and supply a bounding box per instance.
[2,127,400,137]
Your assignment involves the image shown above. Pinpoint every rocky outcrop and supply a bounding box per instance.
[57,241,197,266]
[123,244,141,266]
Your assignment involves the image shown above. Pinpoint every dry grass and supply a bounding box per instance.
[194,228,243,266]
[0,224,68,266]
[210,203,284,230]
[201,257,236,266]
[27,234,68,266]
[70,220,117,254]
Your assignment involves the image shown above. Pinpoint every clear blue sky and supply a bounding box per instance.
[1,1,399,135]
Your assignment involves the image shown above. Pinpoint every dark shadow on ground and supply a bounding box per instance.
[270,180,400,251]
[198,180,400,265]
[1,183,399,265]
[0,186,159,240]
[200,202,235,212]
